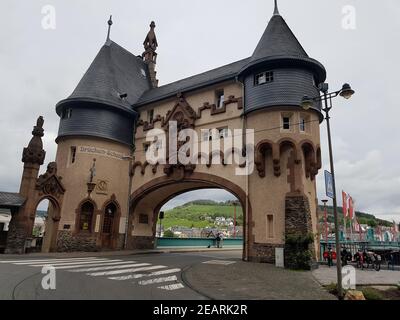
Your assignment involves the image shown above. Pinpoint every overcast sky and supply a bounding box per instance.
[0,0,399,221]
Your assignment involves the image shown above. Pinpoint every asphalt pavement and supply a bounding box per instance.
[0,250,336,300]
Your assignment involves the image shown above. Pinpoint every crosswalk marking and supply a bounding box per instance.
[0,257,185,291]
[87,265,166,277]
[54,261,136,270]
[202,260,236,265]
[109,268,181,281]
[158,283,185,291]
[69,263,149,273]
[27,259,113,267]
[139,275,177,286]
[0,257,99,264]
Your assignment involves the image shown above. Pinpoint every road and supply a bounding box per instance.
[0,250,241,300]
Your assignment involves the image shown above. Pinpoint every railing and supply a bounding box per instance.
[156,237,243,248]
[320,240,400,262]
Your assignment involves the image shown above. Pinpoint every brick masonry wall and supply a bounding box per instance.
[249,243,285,263]
[56,230,99,252]
[126,236,155,249]
[284,193,316,268]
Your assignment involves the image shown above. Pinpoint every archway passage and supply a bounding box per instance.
[127,172,249,260]
[32,197,61,253]
[156,189,244,248]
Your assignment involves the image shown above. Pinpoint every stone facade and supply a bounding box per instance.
[250,243,285,263]
[56,231,99,252]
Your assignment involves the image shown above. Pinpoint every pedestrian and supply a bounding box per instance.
[327,246,333,267]
[215,232,221,248]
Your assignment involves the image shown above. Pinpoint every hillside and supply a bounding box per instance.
[318,205,393,227]
[162,200,243,229]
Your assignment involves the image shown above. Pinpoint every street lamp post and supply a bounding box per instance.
[301,83,355,300]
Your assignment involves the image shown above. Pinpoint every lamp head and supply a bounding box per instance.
[339,83,355,99]
[301,95,314,110]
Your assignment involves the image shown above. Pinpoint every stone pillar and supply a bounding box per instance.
[284,192,316,269]
[5,117,46,254]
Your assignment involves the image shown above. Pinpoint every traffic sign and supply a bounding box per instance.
[325,170,334,199]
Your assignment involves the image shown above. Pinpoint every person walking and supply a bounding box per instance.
[215,232,221,248]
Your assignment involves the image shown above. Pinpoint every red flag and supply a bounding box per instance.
[342,191,348,218]
[348,196,354,220]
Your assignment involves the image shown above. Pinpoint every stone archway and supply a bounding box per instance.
[35,195,61,253]
[127,172,250,260]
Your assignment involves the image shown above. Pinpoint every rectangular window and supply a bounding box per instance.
[255,71,274,86]
[267,215,274,238]
[147,109,154,122]
[299,117,306,132]
[139,214,149,224]
[216,90,225,109]
[283,117,290,130]
[70,146,77,164]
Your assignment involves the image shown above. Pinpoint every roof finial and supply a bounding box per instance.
[273,0,280,16]
[106,15,113,41]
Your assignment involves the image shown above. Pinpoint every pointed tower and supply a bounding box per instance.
[238,1,326,114]
[239,1,326,266]
[142,21,159,88]
[5,117,46,253]
[52,17,151,251]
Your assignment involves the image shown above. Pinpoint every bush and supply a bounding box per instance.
[163,230,175,238]
[285,233,314,270]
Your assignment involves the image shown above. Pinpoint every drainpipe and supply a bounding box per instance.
[237,76,249,261]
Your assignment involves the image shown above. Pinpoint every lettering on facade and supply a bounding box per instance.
[78,146,126,160]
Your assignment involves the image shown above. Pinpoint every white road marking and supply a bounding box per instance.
[0,257,99,264]
[44,261,131,270]
[69,263,149,273]
[138,275,178,285]
[158,283,185,291]
[87,265,166,277]
[28,259,113,267]
[202,260,236,265]
[109,268,181,281]
[41,260,129,270]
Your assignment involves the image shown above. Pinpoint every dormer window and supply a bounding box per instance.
[255,71,274,86]
[62,108,72,119]
[216,90,225,109]
[147,109,154,123]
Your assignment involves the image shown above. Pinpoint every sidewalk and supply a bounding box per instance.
[313,265,400,286]
[182,260,336,300]
[0,247,241,260]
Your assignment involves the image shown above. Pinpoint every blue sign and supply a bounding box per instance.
[324,170,334,199]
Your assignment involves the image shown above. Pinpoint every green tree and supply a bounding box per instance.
[163,230,175,238]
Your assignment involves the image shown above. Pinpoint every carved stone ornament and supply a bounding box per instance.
[163,93,197,130]
[36,162,66,198]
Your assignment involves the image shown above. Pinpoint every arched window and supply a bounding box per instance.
[103,203,117,234]
[80,202,94,232]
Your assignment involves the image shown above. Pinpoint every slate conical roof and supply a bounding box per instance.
[56,40,151,116]
[250,14,308,63]
[239,9,326,83]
